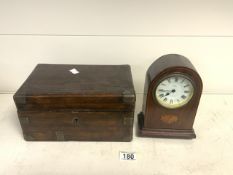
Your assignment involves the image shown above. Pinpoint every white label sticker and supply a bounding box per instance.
[69,68,79,74]
[119,152,136,160]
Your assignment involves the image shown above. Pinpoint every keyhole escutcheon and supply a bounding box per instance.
[73,117,79,127]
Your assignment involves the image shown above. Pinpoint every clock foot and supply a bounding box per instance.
[137,112,196,139]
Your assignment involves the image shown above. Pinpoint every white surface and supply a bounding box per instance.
[0,0,233,36]
[155,74,194,109]
[0,1,233,94]
[0,93,233,175]
[1,36,233,94]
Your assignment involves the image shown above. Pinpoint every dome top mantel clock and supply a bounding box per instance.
[138,54,203,139]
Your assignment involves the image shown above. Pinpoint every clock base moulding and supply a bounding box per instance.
[137,112,196,139]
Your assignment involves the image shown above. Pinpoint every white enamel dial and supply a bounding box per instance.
[155,74,194,109]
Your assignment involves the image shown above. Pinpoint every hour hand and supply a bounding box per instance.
[164,89,176,96]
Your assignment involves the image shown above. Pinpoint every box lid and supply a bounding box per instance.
[14,64,135,111]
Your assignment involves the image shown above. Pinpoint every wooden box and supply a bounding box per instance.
[13,64,136,141]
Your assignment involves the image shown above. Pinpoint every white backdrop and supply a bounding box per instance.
[0,0,233,94]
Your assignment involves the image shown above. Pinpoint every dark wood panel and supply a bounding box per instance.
[19,111,134,141]
[23,127,132,141]
[15,99,135,111]
[18,111,133,128]
[14,64,135,111]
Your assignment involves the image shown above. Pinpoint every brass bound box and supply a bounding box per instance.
[13,64,136,141]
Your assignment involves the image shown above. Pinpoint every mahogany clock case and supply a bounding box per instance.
[138,54,203,139]
[13,64,136,141]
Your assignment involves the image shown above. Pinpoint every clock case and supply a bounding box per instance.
[138,54,203,139]
[14,64,136,141]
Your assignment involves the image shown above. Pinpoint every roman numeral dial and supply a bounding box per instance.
[155,74,194,109]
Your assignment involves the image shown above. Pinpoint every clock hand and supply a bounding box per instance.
[164,89,176,96]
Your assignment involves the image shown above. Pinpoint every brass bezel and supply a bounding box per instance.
[153,73,195,109]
